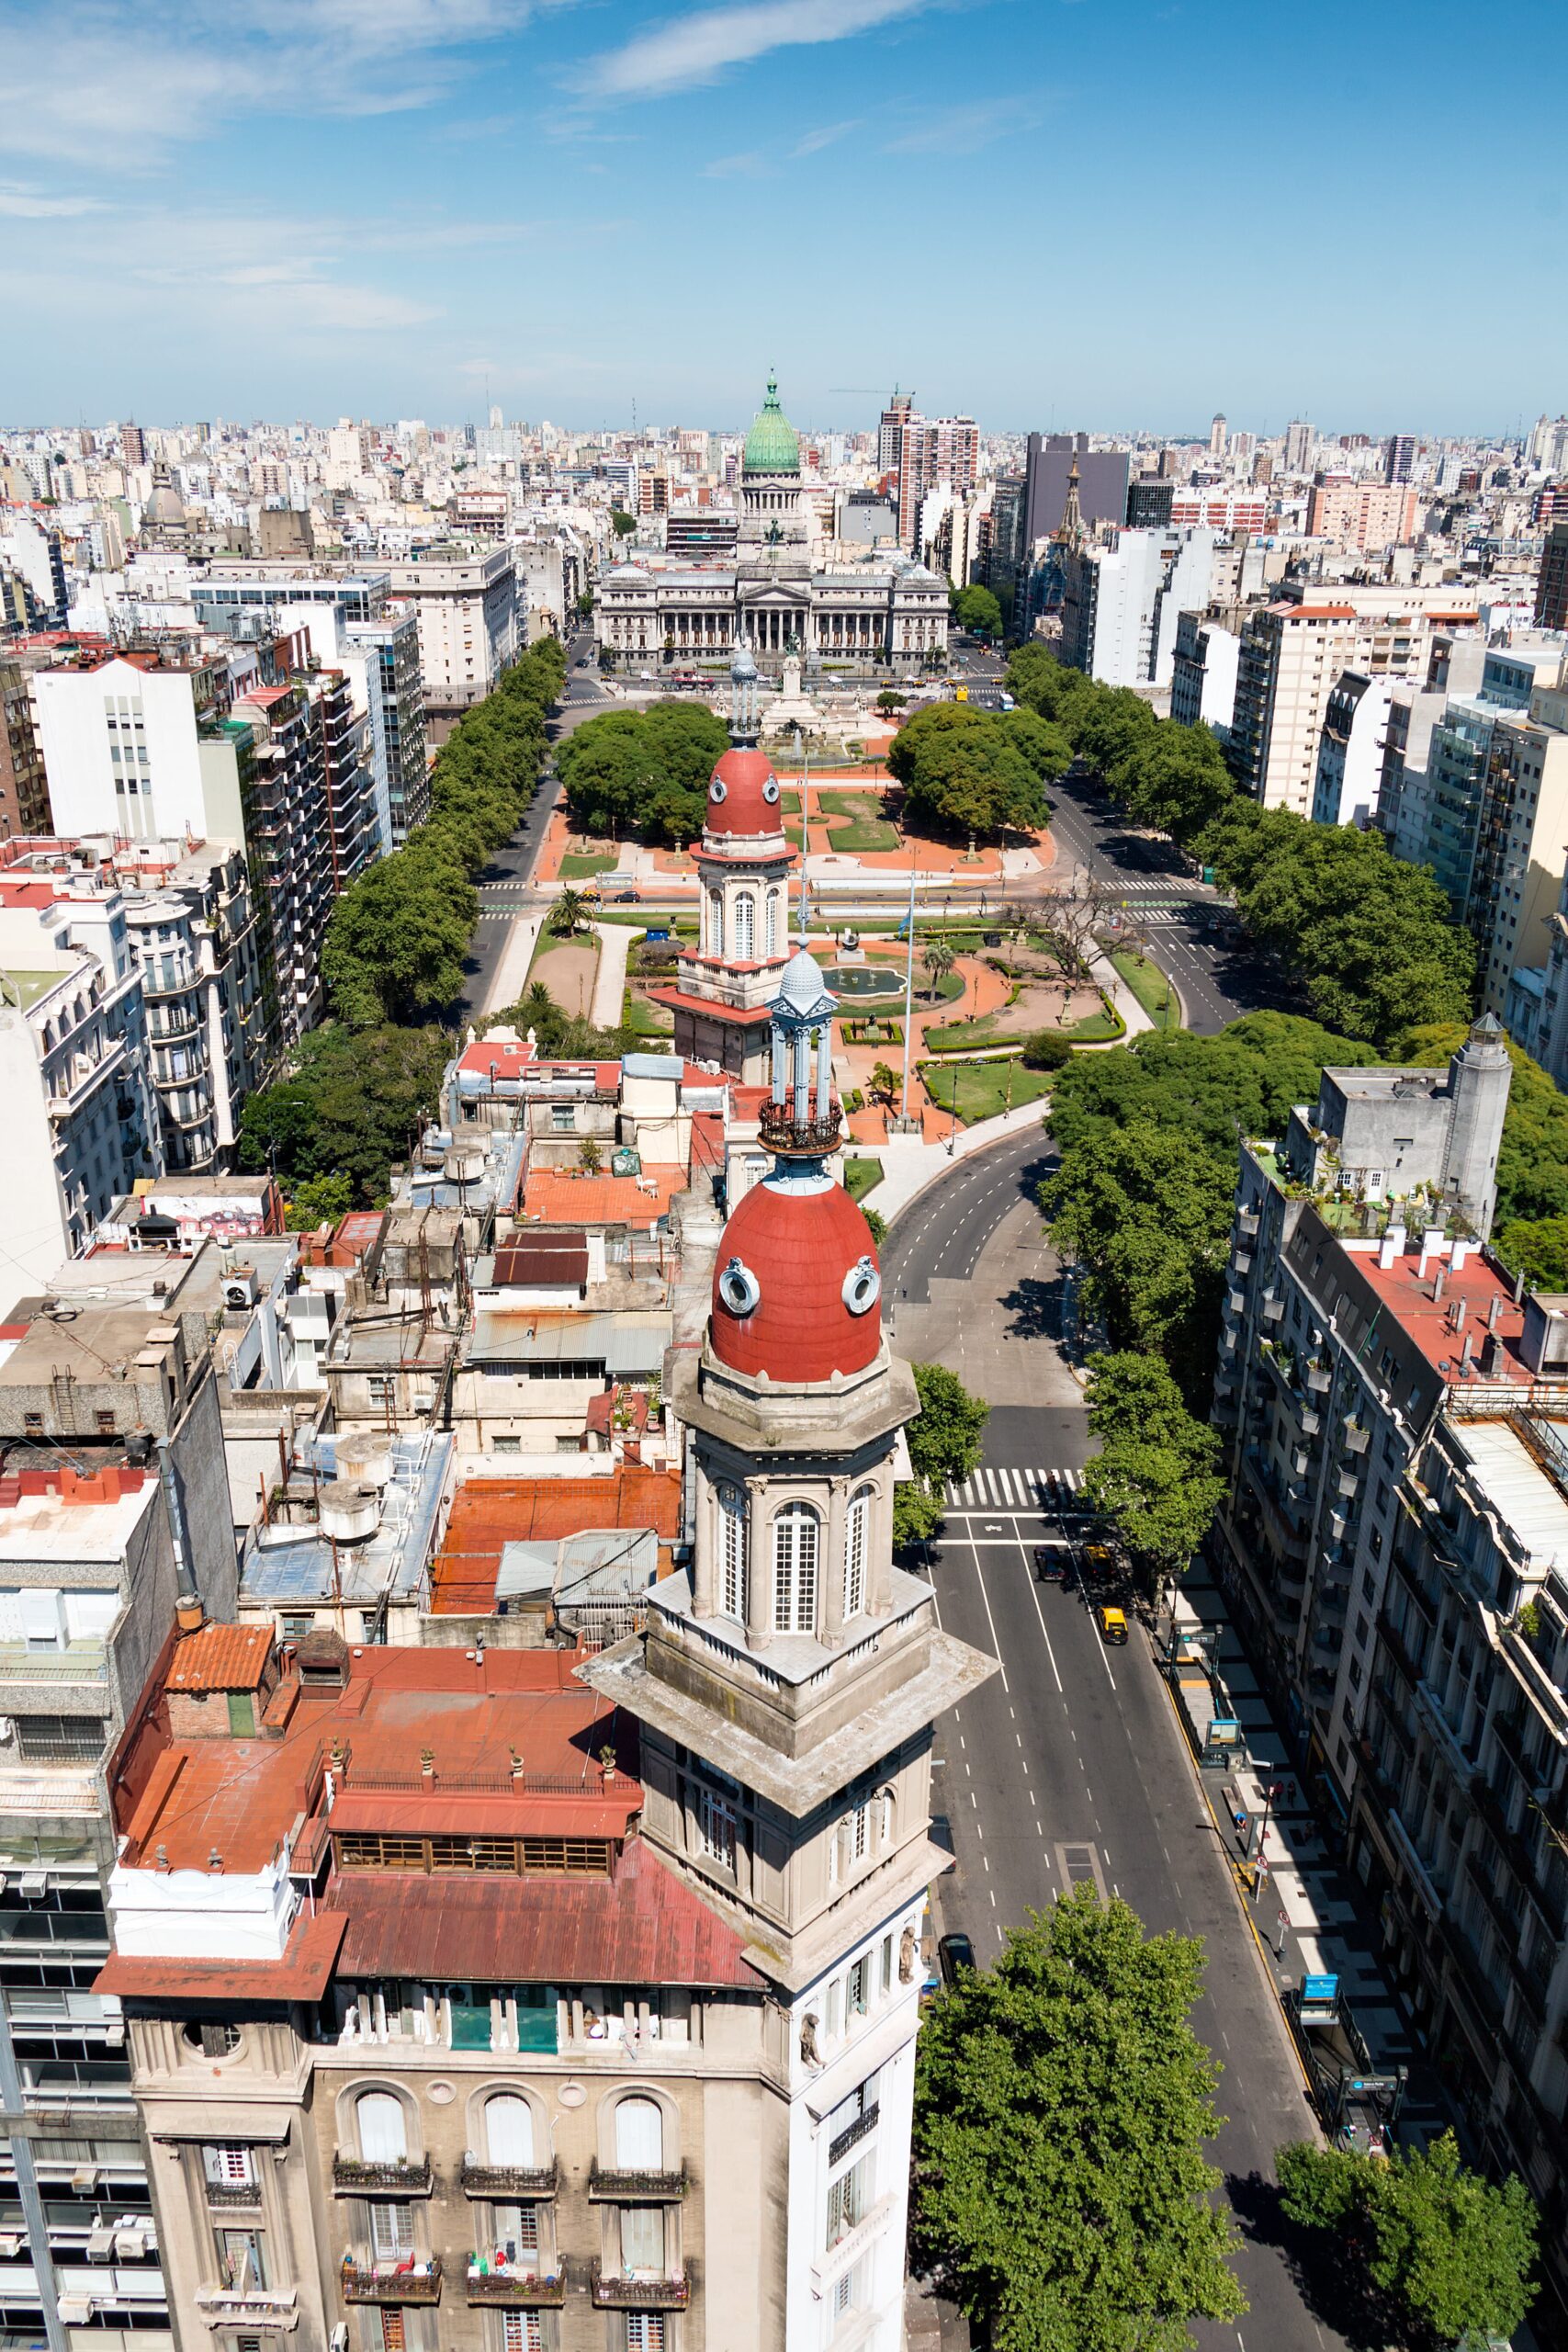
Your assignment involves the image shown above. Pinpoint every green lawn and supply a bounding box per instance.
[779,788,801,815]
[1065,995,1126,1043]
[828,816,901,854]
[558,852,618,878]
[1109,948,1180,1031]
[843,1155,884,1204]
[924,1017,1003,1052]
[621,988,674,1039]
[919,1057,1055,1125]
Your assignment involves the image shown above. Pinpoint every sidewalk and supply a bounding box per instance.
[589,920,641,1029]
[1158,1566,1450,2154]
[479,911,543,1017]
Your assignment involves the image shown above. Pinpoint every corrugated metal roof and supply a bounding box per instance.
[330,1842,758,1989]
[468,1309,669,1371]
[493,1238,589,1288]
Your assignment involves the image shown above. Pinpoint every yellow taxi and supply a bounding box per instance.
[1096,1605,1129,1645]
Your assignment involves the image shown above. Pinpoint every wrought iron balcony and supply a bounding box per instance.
[587,2163,689,2201]
[590,2267,692,2311]
[465,2267,566,2307]
[459,2155,558,2199]
[758,1098,841,1156]
[332,2152,433,2195]
[341,2256,442,2305]
[192,2287,298,2329]
[204,2179,263,2210]
[828,2105,879,2166]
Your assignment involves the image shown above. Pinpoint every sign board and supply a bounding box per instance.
[1207,1719,1241,1748]
[1303,1973,1339,2004]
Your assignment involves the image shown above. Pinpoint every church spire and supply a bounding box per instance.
[1056,458,1084,551]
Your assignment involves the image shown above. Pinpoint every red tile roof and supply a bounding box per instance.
[168,1622,274,1693]
[711,1174,882,1385]
[646,985,774,1025]
[519,1166,684,1230]
[96,1911,346,2003]
[330,1840,758,1989]
[1354,1242,1530,1385]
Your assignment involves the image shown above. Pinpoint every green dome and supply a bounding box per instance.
[743,372,800,476]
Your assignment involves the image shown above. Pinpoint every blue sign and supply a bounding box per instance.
[1303,1973,1339,2005]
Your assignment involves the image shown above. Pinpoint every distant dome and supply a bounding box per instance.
[774,949,836,1021]
[743,373,800,478]
[705,747,784,842]
[710,1175,882,1385]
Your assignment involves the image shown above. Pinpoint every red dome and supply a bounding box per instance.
[711,1178,883,1384]
[705,748,784,842]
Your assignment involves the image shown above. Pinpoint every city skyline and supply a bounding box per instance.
[2,0,1565,429]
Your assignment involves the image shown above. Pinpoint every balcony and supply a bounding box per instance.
[204,2180,264,2210]
[47,1036,128,1118]
[466,2267,567,2307]
[590,2268,692,2311]
[1305,1360,1333,1395]
[828,2106,880,2166]
[758,1100,841,1157]
[0,1645,108,1708]
[1343,1419,1370,1454]
[459,2155,558,2199]
[193,2288,298,2332]
[140,956,199,1000]
[588,2164,689,2201]
[341,2258,442,2305]
[332,2153,433,2196]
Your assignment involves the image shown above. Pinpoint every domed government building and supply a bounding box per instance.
[596,373,951,676]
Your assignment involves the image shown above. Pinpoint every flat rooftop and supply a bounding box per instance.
[1350,1238,1530,1386]
[1455,1417,1568,1574]
[429,1467,682,1616]
[118,1643,637,1875]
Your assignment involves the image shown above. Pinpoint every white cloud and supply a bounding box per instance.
[882,94,1047,154]
[579,0,931,99]
[793,119,860,156]
[702,150,771,177]
[0,180,102,217]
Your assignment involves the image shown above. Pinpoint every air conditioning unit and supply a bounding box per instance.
[224,1266,260,1309]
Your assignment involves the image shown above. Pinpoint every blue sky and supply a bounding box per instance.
[2,0,1565,436]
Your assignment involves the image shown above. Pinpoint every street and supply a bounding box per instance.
[884,1143,1355,2352]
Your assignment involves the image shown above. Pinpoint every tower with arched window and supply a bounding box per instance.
[646,640,796,1081]
[580,1059,993,2352]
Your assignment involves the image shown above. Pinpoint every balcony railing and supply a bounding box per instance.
[192,2287,298,2330]
[0,1645,107,1688]
[332,2152,433,2195]
[758,1099,841,1156]
[465,2268,566,2307]
[204,2179,263,2209]
[341,2257,442,2305]
[459,2156,558,2199]
[590,2268,692,2311]
[587,2163,689,2201]
[828,2106,879,2166]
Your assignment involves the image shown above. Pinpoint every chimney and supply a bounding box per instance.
[1379,1224,1404,1272]
[1453,1299,1467,1332]
[1432,1266,1446,1303]
[1481,1330,1504,1376]
[1461,1332,1475,1370]
[1487,1293,1503,1331]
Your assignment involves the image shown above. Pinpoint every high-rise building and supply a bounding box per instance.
[1209,413,1228,461]
[1383,433,1416,484]
[0,658,51,835]
[384,545,518,733]
[876,390,914,480]
[120,420,146,469]
[1058,528,1219,690]
[1535,520,1568,631]
[1283,419,1314,473]
[1305,479,1418,553]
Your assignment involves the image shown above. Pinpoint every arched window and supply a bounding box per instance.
[707,888,724,956]
[484,2093,534,2167]
[735,892,755,961]
[765,888,780,957]
[844,1484,874,1621]
[615,2096,664,2172]
[717,1485,749,1623]
[355,2090,405,2163]
[773,1503,819,1635]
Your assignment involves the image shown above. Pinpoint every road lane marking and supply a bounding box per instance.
[962,1529,1012,1694]
[1007,1515,1065,1694]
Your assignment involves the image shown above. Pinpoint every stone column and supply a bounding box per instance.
[821,1478,848,1646]
[691,1466,716,1618]
[794,1024,810,1121]
[815,1023,830,1119]
[746,1483,773,1649]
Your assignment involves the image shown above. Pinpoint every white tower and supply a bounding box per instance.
[581,962,993,2347]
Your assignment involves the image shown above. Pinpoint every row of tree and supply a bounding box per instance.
[321,636,567,1028]
[1006,645,1474,1051]
[914,1896,1537,2352]
[556,700,730,846]
[886,700,1071,840]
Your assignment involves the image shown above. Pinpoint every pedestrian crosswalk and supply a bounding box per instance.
[943,1464,1086,1510]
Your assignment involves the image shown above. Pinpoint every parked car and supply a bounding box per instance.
[937,1931,976,1984]
[1032,1544,1068,1582]
[1096,1605,1129,1645]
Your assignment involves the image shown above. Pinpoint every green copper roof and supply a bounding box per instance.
[742,372,800,476]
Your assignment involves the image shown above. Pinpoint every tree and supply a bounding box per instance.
[610,508,637,537]
[1032,879,1116,985]
[1276,2133,1537,2347]
[1082,1352,1224,1580]
[320,851,477,1028]
[875,689,907,715]
[868,1060,899,1106]
[576,591,595,617]
[238,1025,451,1204]
[906,1362,988,1487]
[552,888,589,937]
[578,1137,604,1175]
[557,701,730,845]
[889,704,1052,840]
[283,1170,354,1232]
[1021,1030,1073,1071]
[862,1204,888,1246]
[923,936,957,1000]
[892,1481,944,1551]
[914,1891,1246,2352]
[952,584,1003,639]
[1495,1212,1568,1290]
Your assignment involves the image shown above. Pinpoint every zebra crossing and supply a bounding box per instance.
[943,1464,1086,1511]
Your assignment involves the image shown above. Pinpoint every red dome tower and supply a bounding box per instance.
[646,638,796,1080]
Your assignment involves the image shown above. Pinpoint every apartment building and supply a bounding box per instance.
[0,1247,240,2352]
[1228,591,1481,815]
[0,885,161,1283]
[1058,528,1219,690]
[0,660,51,836]
[384,547,518,730]
[1211,1022,1568,2338]
[93,1091,990,2352]
[1310,673,1396,828]
[1306,479,1419,554]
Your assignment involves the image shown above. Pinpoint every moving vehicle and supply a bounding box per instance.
[1096,1605,1129,1645]
[937,1931,976,1984]
[1032,1544,1069,1582]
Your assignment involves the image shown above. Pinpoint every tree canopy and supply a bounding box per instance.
[556,700,730,845]
[952,583,1004,638]
[238,1023,451,1204]
[1006,646,1474,1051]
[888,702,1068,841]
[1082,1351,1224,1580]
[1276,2133,1536,2346]
[892,1362,988,1551]
[320,636,563,1028]
[914,1891,1246,2352]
